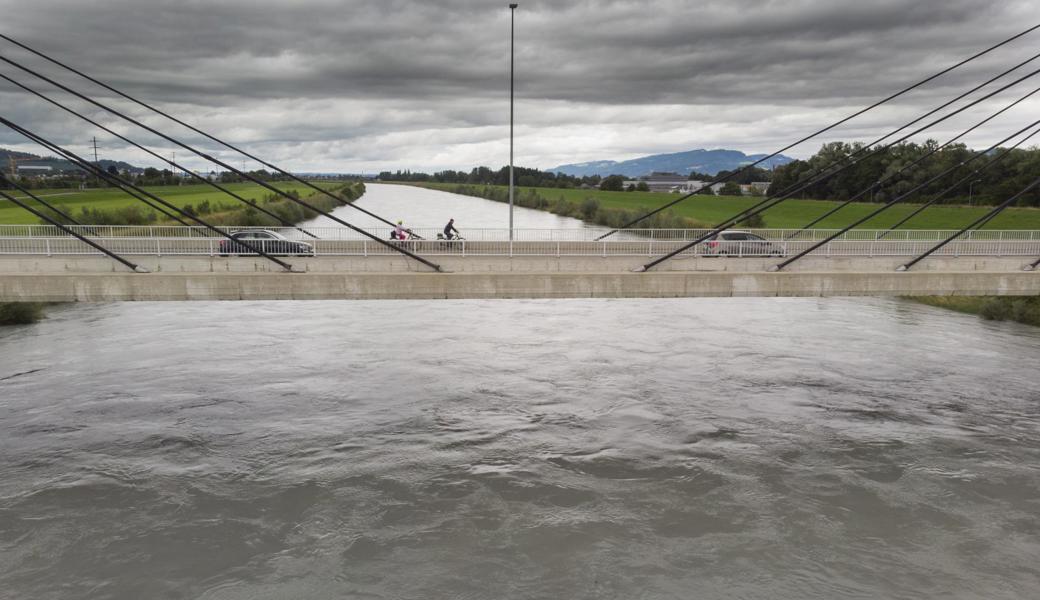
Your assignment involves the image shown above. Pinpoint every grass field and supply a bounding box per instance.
[419,183,1040,230]
[0,181,342,225]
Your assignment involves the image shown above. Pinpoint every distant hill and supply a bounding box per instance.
[548,149,794,178]
[0,147,142,174]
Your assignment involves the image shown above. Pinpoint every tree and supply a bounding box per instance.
[719,181,743,196]
[636,181,650,192]
[600,174,625,191]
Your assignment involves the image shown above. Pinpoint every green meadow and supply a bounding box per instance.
[418,183,1040,230]
[0,181,342,225]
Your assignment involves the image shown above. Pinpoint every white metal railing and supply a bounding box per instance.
[1,224,1038,241]
[0,227,1038,258]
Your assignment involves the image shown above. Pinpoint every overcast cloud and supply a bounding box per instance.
[1,0,1038,172]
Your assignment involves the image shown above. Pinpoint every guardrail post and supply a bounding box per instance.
[363,240,368,257]
[45,238,51,257]
[156,239,162,257]
[556,241,560,258]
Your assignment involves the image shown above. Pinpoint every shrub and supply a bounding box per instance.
[580,198,600,220]
[0,302,43,325]
[738,212,766,228]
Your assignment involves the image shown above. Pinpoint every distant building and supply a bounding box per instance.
[643,172,691,193]
[15,165,53,177]
[627,172,725,194]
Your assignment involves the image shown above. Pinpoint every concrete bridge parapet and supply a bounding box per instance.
[0,255,1037,301]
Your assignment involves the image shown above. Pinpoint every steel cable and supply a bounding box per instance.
[0,71,321,239]
[637,65,1040,271]
[0,54,441,271]
[592,23,1040,239]
[0,117,297,271]
[0,33,416,233]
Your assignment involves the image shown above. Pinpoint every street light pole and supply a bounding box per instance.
[969,178,981,205]
[509,3,517,241]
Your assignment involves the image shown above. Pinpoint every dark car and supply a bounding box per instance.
[702,230,786,257]
[218,229,314,256]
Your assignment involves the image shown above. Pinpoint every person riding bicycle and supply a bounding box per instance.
[443,218,460,240]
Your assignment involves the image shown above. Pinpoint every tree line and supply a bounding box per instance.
[378,166,603,189]
[0,167,296,190]
[769,140,1040,207]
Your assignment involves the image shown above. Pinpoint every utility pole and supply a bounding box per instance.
[508,3,518,241]
[92,136,100,186]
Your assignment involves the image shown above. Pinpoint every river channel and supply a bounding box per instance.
[1,184,1038,599]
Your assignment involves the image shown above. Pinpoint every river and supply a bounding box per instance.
[1,184,1038,599]
[300,182,590,231]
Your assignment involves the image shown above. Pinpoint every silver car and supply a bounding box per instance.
[702,230,786,257]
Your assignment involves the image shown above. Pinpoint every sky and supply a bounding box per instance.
[0,0,1038,173]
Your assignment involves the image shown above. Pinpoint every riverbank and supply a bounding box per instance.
[0,181,362,225]
[192,181,364,227]
[411,182,713,230]
[0,302,43,325]
[412,182,1040,230]
[909,296,1040,327]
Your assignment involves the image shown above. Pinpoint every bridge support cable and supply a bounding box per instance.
[4,128,192,228]
[771,119,1040,271]
[784,81,1040,237]
[590,24,1040,240]
[0,55,442,271]
[0,175,80,225]
[0,33,416,234]
[635,68,1040,272]
[772,49,1040,239]
[878,125,1040,238]
[0,184,143,272]
[0,72,321,240]
[899,176,1040,272]
[0,117,297,272]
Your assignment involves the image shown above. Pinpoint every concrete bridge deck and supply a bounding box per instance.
[1,255,1037,301]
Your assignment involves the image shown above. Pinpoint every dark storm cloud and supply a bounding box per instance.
[0,0,1037,171]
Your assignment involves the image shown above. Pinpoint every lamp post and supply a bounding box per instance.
[508,3,518,241]
[968,178,982,205]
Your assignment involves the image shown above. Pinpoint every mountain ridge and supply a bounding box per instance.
[0,147,142,174]
[548,148,794,178]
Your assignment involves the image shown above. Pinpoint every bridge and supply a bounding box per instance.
[1,226,1037,301]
